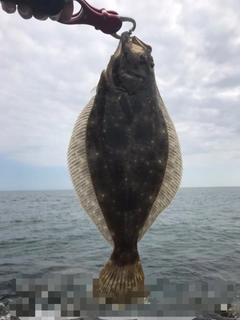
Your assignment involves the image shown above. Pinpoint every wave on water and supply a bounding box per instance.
[1,188,240,319]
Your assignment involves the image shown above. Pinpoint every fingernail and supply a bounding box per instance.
[2,2,16,13]
[7,4,15,10]
[50,14,60,21]
[39,16,48,21]
[19,7,30,16]
[8,7,16,13]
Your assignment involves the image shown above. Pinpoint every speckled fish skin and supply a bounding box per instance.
[68,32,182,297]
[86,33,168,264]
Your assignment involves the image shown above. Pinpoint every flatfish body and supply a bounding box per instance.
[68,32,182,297]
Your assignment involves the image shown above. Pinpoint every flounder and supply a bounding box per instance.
[68,32,182,298]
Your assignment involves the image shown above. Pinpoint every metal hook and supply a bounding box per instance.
[111,16,136,39]
[59,0,123,35]
[58,0,136,39]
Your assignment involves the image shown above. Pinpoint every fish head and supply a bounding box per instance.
[106,32,155,94]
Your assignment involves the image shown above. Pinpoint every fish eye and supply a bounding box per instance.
[140,54,146,61]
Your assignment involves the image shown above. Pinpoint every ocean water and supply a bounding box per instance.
[1,187,240,285]
[0,187,240,318]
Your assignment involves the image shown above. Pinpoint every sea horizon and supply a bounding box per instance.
[0,185,240,192]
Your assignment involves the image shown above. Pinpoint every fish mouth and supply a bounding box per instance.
[119,32,152,54]
[106,32,154,93]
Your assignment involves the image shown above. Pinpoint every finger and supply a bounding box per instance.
[1,1,16,13]
[18,3,33,19]
[18,3,47,20]
[33,10,48,20]
[58,0,73,22]
[49,12,61,21]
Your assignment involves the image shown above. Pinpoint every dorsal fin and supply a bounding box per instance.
[67,96,114,247]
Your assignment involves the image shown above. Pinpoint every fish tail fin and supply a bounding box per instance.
[98,257,144,297]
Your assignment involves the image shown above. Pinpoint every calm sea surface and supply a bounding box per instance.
[0,187,240,288]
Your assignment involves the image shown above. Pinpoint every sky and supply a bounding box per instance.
[0,0,240,191]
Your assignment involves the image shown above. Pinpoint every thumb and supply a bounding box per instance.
[50,0,73,22]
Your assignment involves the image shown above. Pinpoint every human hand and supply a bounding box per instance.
[0,0,73,21]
